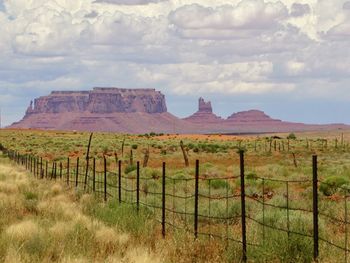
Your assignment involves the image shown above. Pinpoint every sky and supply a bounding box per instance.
[0,0,350,126]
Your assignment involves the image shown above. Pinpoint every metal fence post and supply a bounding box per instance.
[136,161,140,212]
[240,150,247,263]
[75,157,79,188]
[194,159,199,239]
[162,162,166,238]
[313,155,319,261]
[104,156,107,202]
[118,160,121,203]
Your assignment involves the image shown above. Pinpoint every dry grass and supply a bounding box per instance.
[0,158,167,263]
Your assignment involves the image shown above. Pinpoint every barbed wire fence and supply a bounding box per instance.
[2,143,350,262]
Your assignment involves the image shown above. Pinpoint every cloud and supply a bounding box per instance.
[1,0,350,125]
[290,3,310,17]
[93,0,167,5]
[169,1,288,30]
[343,1,350,10]
[327,22,350,37]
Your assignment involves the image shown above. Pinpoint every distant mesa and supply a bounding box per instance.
[9,87,349,133]
[10,87,189,133]
[227,110,282,123]
[24,88,167,115]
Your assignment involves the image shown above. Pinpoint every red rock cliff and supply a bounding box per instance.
[27,88,167,115]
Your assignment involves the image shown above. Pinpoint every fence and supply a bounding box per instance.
[2,144,350,262]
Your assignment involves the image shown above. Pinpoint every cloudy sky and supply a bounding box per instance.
[0,0,350,126]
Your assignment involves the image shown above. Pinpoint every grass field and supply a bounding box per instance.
[0,156,167,262]
[2,128,350,262]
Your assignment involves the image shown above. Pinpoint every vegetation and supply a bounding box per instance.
[1,129,350,262]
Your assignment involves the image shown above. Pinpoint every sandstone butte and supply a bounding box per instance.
[9,87,349,134]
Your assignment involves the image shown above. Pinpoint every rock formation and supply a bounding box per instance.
[226,110,282,123]
[10,91,349,134]
[183,97,223,123]
[26,88,167,115]
[10,88,193,133]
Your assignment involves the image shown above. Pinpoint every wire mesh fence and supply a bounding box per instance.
[3,144,350,262]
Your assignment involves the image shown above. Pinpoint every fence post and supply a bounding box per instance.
[36,158,39,178]
[33,156,36,176]
[59,162,62,179]
[67,157,70,185]
[93,157,96,192]
[84,158,89,191]
[45,160,48,178]
[162,162,166,238]
[55,162,57,179]
[118,160,121,203]
[104,156,107,202]
[345,193,348,263]
[312,155,319,261]
[51,162,54,179]
[194,159,199,239]
[75,157,79,188]
[240,150,247,263]
[136,161,140,212]
[40,157,43,179]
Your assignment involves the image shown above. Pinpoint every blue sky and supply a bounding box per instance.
[1,0,350,126]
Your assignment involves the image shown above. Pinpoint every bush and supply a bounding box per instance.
[287,133,297,140]
[320,176,349,196]
[131,144,138,150]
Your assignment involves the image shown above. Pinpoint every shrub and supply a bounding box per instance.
[287,133,297,140]
[320,176,349,196]
[131,144,138,150]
